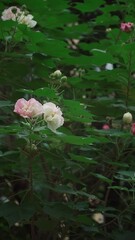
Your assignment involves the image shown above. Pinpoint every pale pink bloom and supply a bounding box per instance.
[131,123,135,135]
[120,22,134,32]
[14,98,43,118]
[102,124,110,130]
[17,13,37,28]
[1,6,21,21]
[43,102,64,132]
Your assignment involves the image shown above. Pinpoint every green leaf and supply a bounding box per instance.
[0,101,13,107]
[69,153,97,164]
[75,215,93,225]
[0,125,22,134]
[0,200,36,226]
[91,173,112,183]
[76,0,104,12]
[34,87,57,98]
[43,202,73,219]
[64,99,93,122]
[59,133,108,145]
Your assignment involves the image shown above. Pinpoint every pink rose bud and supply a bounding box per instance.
[14,98,43,118]
[131,123,135,135]
[102,124,110,130]
[120,22,134,32]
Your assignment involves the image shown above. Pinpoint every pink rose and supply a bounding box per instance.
[102,124,110,130]
[1,6,21,21]
[120,22,134,32]
[131,123,135,135]
[14,98,43,118]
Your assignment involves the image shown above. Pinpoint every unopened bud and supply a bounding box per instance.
[31,144,37,150]
[131,123,135,135]
[106,28,112,32]
[61,76,67,81]
[102,124,110,130]
[53,70,62,78]
[123,112,132,124]
[92,213,104,224]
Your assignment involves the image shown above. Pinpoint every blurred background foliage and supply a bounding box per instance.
[1,0,135,239]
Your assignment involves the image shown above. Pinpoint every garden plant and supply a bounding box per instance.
[1,0,135,239]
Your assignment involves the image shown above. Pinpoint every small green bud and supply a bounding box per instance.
[106,28,112,32]
[61,76,67,81]
[31,144,37,150]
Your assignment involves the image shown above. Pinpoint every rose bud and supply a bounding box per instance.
[92,213,104,224]
[102,124,110,130]
[123,112,133,124]
[131,123,135,135]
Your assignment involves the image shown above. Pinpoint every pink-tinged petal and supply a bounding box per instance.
[14,98,43,118]
[14,98,27,113]
[28,98,43,117]
[28,98,37,105]
[131,123,135,135]
[120,22,134,32]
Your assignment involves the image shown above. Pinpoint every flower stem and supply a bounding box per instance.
[125,51,132,111]
[28,127,36,240]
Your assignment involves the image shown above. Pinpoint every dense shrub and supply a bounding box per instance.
[1,0,135,239]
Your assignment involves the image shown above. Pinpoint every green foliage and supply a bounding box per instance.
[1,0,135,239]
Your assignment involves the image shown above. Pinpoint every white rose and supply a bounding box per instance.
[123,112,132,124]
[92,213,104,224]
[24,14,37,28]
[17,13,37,28]
[43,102,64,132]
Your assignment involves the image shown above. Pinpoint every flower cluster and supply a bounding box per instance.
[14,98,64,132]
[120,22,134,32]
[1,6,37,28]
[50,70,67,81]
